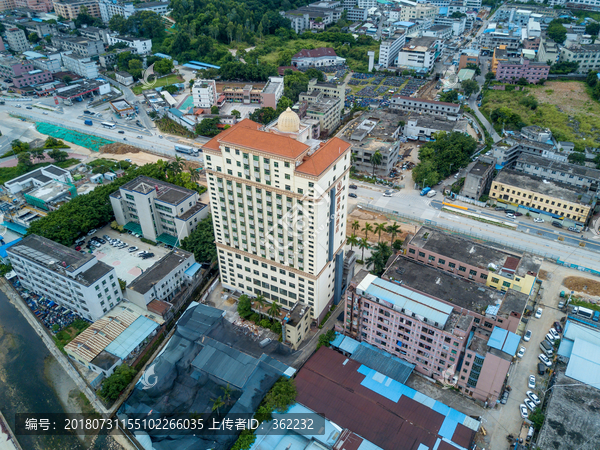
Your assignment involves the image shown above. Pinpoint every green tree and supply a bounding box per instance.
[154,57,173,75]
[62,75,73,84]
[267,301,281,318]
[30,148,45,162]
[48,148,69,162]
[255,294,267,319]
[351,220,360,234]
[568,152,586,165]
[529,408,545,431]
[262,378,296,413]
[358,237,369,261]
[366,242,392,276]
[370,150,383,177]
[362,222,373,241]
[211,105,219,115]
[438,90,459,103]
[128,59,143,79]
[28,33,40,43]
[485,71,495,81]
[516,77,529,86]
[237,294,252,318]
[196,117,221,137]
[386,222,400,245]
[180,215,218,263]
[221,384,233,404]
[547,20,567,44]
[585,22,600,36]
[462,79,480,97]
[100,364,137,400]
[17,152,32,169]
[249,107,277,124]
[317,329,336,349]
[587,70,598,87]
[211,396,225,414]
[465,63,481,76]
[231,109,241,119]
[412,159,439,187]
[375,222,387,242]
[347,234,359,250]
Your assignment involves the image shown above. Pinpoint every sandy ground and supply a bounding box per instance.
[563,276,600,298]
[531,81,595,115]
[347,209,413,244]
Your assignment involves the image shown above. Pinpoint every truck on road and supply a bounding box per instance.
[174,144,199,156]
[420,187,431,196]
[84,119,93,126]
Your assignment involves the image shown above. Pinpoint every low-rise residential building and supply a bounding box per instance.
[222,84,262,104]
[514,153,599,192]
[560,42,600,73]
[21,21,54,38]
[537,37,560,64]
[0,57,33,78]
[496,58,549,83]
[61,53,99,79]
[390,95,460,117]
[51,35,105,57]
[378,31,406,68]
[281,5,343,33]
[297,89,341,136]
[5,164,72,194]
[8,234,121,321]
[11,0,52,12]
[5,27,29,53]
[126,249,196,310]
[400,3,438,21]
[291,47,346,68]
[115,71,133,86]
[396,36,439,72]
[434,15,466,36]
[461,155,496,200]
[306,78,345,114]
[259,76,284,109]
[52,0,101,19]
[107,35,152,55]
[481,32,520,52]
[347,110,402,176]
[110,176,209,246]
[78,25,113,44]
[11,69,54,88]
[490,169,595,224]
[489,137,566,169]
[346,6,367,21]
[192,79,217,109]
[406,226,541,294]
[520,125,552,143]
[403,116,468,139]
[423,24,452,40]
[98,0,134,22]
[491,45,508,74]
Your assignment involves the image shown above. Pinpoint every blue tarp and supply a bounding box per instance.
[0,238,21,259]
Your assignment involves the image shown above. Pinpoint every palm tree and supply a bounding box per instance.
[367,242,393,276]
[267,301,281,318]
[347,234,359,250]
[351,220,360,234]
[221,384,233,405]
[362,222,373,241]
[370,150,383,177]
[375,222,387,242]
[358,238,370,261]
[211,396,225,415]
[171,156,185,175]
[254,294,266,319]
[188,167,200,183]
[386,222,400,245]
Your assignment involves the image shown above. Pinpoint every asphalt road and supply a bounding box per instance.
[351,181,600,268]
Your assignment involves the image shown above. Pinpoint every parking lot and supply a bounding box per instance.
[85,225,171,284]
[219,103,260,120]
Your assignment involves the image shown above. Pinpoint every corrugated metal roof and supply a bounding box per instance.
[104,316,159,359]
[340,335,361,354]
[488,327,520,356]
[351,342,415,384]
[565,339,600,389]
[65,308,141,362]
[359,274,453,328]
[184,262,202,277]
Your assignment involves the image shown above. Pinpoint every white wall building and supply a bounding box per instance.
[61,52,99,79]
[5,28,29,53]
[5,165,72,194]
[202,113,352,336]
[110,176,209,246]
[396,36,439,71]
[192,79,218,109]
[107,35,152,55]
[8,235,121,321]
[379,31,406,68]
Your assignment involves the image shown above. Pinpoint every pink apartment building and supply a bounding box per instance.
[344,254,528,404]
[12,69,54,88]
[15,0,52,11]
[496,58,549,84]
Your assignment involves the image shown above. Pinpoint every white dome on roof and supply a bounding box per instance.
[277,107,300,133]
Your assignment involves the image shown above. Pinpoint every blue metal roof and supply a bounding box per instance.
[189,61,220,69]
[0,238,21,259]
[184,262,202,277]
[488,327,520,356]
[3,221,27,235]
[351,342,414,384]
[104,316,159,359]
[558,320,600,358]
[565,339,600,388]
[183,63,208,71]
[154,53,173,59]
[439,6,448,15]
[359,274,453,328]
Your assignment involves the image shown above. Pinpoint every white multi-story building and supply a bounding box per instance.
[99,0,168,22]
[346,6,367,21]
[110,176,209,246]
[61,53,99,79]
[379,31,406,68]
[192,79,218,109]
[8,234,121,321]
[357,0,376,7]
[202,112,351,342]
[107,35,152,55]
[400,3,438,21]
[560,43,600,73]
[5,27,29,53]
[390,95,460,116]
[396,36,439,71]
[433,16,466,36]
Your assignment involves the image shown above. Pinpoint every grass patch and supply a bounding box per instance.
[155,116,196,139]
[480,82,600,150]
[259,39,335,65]
[571,297,600,313]
[52,319,90,353]
[88,158,133,173]
[0,158,80,185]
[131,74,183,95]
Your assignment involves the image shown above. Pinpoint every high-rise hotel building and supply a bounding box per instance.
[202,109,351,345]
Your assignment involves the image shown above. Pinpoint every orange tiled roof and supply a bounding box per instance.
[203,119,310,159]
[296,137,351,177]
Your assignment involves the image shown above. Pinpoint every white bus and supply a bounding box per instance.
[174,144,198,156]
[101,122,116,129]
[574,306,594,319]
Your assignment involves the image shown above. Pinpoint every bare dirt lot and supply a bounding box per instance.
[531,81,596,116]
[347,209,412,244]
[563,276,600,297]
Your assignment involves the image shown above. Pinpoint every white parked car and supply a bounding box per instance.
[549,328,560,340]
[535,308,543,319]
[539,354,552,367]
[534,217,544,223]
[520,404,529,419]
[526,391,541,405]
[545,333,556,344]
[528,375,536,389]
[517,346,526,358]
[383,191,393,197]
[506,213,515,219]
[523,330,532,342]
[524,399,536,411]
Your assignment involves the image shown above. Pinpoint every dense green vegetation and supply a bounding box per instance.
[100,364,138,400]
[180,215,218,263]
[547,19,567,44]
[412,132,478,187]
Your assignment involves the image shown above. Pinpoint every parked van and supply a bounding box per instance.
[593,311,600,322]
[540,340,554,357]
